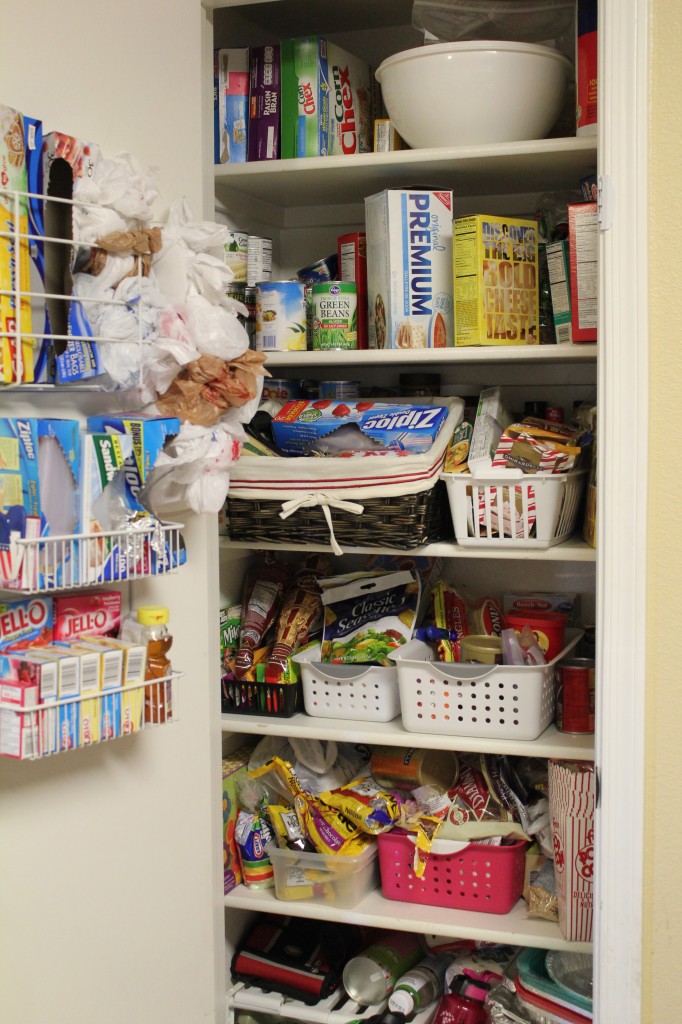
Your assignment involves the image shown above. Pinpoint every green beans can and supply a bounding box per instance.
[311,282,358,350]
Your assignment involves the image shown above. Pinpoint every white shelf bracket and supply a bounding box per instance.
[598,174,614,231]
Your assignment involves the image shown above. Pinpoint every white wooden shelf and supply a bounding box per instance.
[224,885,591,954]
[220,712,594,761]
[214,137,597,208]
[259,344,597,370]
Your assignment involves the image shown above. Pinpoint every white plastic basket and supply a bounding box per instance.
[390,630,582,740]
[441,468,587,548]
[294,645,401,722]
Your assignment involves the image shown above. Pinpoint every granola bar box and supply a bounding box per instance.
[453,214,539,346]
[366,189,454,350]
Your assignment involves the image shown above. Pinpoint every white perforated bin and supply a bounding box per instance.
[294,645,401,722]
[390,630,583,740]
[441,468,587,548]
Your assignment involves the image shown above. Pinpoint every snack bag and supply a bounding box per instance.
[320,774,401,835]
[320,570,419,665]
[431,581,468,661]
[234,808,275,889]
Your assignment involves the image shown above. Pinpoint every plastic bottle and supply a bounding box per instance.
[136,605,173,724]
[387,954,450,1020]
[432,975,488,1024]
[342,932,424,1006]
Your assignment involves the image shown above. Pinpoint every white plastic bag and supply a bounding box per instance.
[74,152,159,241]
[247,737,369,797]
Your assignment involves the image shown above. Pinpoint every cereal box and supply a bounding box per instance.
[366,189,454,349]
[568,201,598,342]
[247,45,281,162]
[0,104,34,382]
[222,746,254,894]
[453,214,539,346]
[214,48,249,164]
[548,759,595,941]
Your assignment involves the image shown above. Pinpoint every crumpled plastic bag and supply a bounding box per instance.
[248,737,370,797]
[156,350,269,426]
[140,421,245,515]
[73,152,159,243]
[185,287,250,360]
[153,197,234,307]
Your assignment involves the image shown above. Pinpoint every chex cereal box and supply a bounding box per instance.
[453,215,539,346]
[366,189,454,349]
[272,400,449,456]
[0,104,34,382]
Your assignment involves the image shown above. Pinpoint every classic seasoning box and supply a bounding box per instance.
[366,189,454,349]
[453,215,539,346]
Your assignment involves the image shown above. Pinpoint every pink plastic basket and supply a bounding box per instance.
[377,832,527,915]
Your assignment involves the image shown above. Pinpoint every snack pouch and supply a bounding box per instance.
[320,570,420,665]
[432,581,468,662]
[234,808,275,888]
[320,774,401,835]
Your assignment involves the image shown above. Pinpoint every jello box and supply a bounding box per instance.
[0,678,40,758]
[0,596,53,652]
[54,591,122,643]
[222,746,254,894]
[272,401,449,456]
[366,189,454,349]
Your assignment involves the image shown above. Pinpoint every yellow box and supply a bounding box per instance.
[0,105,34,381]
[453,214,539,346]
[82,636,146,733]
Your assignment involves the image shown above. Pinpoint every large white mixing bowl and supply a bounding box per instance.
[375,40,573,148]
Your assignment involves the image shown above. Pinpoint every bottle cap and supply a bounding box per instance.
[387,990,414,1016]
[137,605,170,626]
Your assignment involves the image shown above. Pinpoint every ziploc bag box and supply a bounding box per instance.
[85,415,180,515]
[80,432,134,584]
[453,214,539,346]
[0,104,34,382]
[366,189,454,349]
[272,400,449,456]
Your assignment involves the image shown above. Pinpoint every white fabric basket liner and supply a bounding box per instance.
[294,645,401,722]
[229,398,464,502]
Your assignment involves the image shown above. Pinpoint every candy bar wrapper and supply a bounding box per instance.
[548,759,595,941]
[320,774,401,835]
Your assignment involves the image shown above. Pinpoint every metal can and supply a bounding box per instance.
[297,254,338,283]
[312,282,358,350]
[261,378,301,403]
[224,231,248,284]
[556,657,595,733]
[247,235,273,287]
[370,746,458,791]
[300,378,320,399]
[255,281,306,351]
[318,380,360,399]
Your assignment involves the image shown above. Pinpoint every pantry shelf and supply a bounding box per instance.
[214,137,597,208]
[219,536,596,563]
[224,886,592,954]
[220,713,594,761]
[259,345,598,370]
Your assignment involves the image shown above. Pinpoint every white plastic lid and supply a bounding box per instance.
[387,989,415,1016]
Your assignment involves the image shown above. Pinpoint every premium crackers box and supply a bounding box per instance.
[453,215,539,346]
[248,45,281,162]
[366,188,454,349]
[214,48,249,165]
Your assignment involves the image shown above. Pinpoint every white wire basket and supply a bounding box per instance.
[294,645,401,722]
[0,521,185,594]
[228,980,438,1024]
[441,468,587,548]
[0,671,181,760]
[390,630,583,741]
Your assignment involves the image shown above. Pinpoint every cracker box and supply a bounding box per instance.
[338,232,368,349]
[214,48,249,164]
[453,214,539,346]
[247,45,281,162]
[548,759,595,941]
[568,201,598,342]
[222,746,254,894]
[0,104,34,383]
[545,239,573,344]
[366,189,454,349]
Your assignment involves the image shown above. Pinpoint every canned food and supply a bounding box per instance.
[261,378,302,403]
[247,235,273,287]
[318,380,360,399]
[255,281,307,351]
[370,747,458,791]
[556,657,595,733]
[224,231,248,283]
[300,378,320,399]
[312,282,358,350]
[297,254,338,283]
[459,634,503,664]
[243,285,257,348]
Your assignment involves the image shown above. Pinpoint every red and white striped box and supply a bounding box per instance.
[548,759,596,941]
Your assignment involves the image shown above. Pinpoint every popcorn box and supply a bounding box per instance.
[0,104,34,382]
[222,746,253,894]
[568,201,598,342]
[366,189,454,349]
[548,759,595,941]
[454,214,539,346]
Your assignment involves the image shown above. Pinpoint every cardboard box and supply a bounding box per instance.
[214,48,249,164]
[222,746,254,894]
[81,635,146,734]
[85,415,179,516]
[53,590,122,643]
[548,760,595,941]
[2,651,58,754]
[79,432,134,583]
[373,119,406,152]
[0,596,53,651]
[338,232,368,349]
[545,240,573,344]
[366,189,454,349]
[454,214,539,346]
[568,202,598,342]
[0,104,34,383]
[503,592,581,626]
[22,113,52,382]
[247,45,281,162]
[0,678,40,758]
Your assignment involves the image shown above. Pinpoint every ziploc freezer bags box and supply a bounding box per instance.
[272,400,449,456]
[0,104,34,382]
[453,214,539,346]
[366,189,454,349]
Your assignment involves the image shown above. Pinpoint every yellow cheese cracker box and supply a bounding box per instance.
[454,215,539,347]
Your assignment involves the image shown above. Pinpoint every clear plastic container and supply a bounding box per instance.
[266,841,378,909]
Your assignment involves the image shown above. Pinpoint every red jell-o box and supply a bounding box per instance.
[53,591,122,642]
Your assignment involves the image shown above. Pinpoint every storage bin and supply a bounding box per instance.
[266,841,378,909]
[377,831,526,915]
[441,468,587,548]
[294,646,401,722]
[390,630,583,741]
[221,678,301,718]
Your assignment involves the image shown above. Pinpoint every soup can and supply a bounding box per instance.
[370,747,459,791]
[255,282,307,351]
[261,378,302,403]
[318,380,360,399]
[311,282,358,350]
[556,658,595,734]
[224,231,248,283]
[247,235,272,287]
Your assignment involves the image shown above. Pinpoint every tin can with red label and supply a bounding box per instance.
[556,657,595,733]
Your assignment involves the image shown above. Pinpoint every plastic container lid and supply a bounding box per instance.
[137,605,170,626]
[387,990,414,1016]
[459,634,503,664]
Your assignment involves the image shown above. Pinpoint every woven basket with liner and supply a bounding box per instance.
[224,399,464,553]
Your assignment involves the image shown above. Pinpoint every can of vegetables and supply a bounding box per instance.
[312,282,358,350]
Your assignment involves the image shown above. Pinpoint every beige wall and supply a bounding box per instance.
[643,3,682,1021]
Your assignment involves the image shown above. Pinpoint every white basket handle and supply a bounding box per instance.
[433,663,499,683]
[279,492,364,556]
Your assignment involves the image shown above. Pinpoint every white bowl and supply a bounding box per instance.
[375,40,573,148]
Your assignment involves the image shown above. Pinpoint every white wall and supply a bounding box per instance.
[0,3,225,1022]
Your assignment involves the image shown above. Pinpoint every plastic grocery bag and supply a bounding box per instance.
[74,152,159,242]
[154,197,233,307]
[413,0,576,58]
[248,737,369,796]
